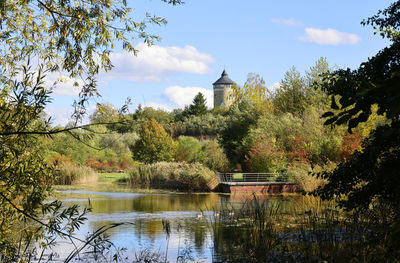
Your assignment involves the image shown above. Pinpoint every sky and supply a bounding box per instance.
[46,0,393,125]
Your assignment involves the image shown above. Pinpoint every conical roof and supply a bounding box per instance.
[213,70,234,85]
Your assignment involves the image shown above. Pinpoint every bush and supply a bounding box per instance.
[287,161,335,192]
[175,136,202,163]
[128,162,218,191]
[246,139,287,173]
[198,139,231,172]
[166,113,228,139]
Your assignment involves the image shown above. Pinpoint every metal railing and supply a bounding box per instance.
[217,172,289,183]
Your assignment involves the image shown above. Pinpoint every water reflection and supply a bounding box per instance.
[53,186,304,262]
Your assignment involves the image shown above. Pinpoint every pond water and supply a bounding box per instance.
[48,184,303,262]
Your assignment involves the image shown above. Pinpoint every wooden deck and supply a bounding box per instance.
[217,173,299,193]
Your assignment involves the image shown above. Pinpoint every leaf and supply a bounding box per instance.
[336,115,351,125]
[324,116,338,125]
[321,111,335,118]
[331,96,339,110]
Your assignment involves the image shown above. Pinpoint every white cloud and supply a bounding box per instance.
[45,105,95,126]
[103,43,215,82]
[144,102,173,112]
[268,82,281,92]
[271,18,303,26]
[299,28,361,45]
[44,106,74,126]
[46,73,83,96]
[164,86,213,108]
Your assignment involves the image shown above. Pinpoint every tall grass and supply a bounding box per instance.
[54,163,98,185]
[128,162,218,191]
[211,195,398,262]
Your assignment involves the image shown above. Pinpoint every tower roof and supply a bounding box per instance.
[213,70,234,85]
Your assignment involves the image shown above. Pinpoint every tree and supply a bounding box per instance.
[131,119,176,163]
[246,139,287,173]
[188,92,208,116]
[0,0,182,121]
[233,73,273,113]
[273,66,309,116]
[175,136,203,163]
[220,98,262,168]
[0,0,182,260]
[313,1,400,218]
[133,105,174,124]
[90,103,119,124]
[198,140,231,172]
[305,57,331,110]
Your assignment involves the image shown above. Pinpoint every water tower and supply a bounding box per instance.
[213,70,234,108]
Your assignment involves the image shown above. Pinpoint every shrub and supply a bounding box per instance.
[198,139,231,172]
[128,162,218,191]
[175,136,202,163]
[166,113,228,139]
[245,139,287,173]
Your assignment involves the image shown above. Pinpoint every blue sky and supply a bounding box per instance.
[46,0,393,125]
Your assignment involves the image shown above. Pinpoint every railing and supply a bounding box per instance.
[217,172,290,183]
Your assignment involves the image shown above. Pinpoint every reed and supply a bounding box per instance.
[128,162,218,191]
[54,163,98,185]
[211,194,397,262]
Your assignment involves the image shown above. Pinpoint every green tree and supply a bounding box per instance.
[188,92,208,116]
[0,0,181,260]
[198,140,231,172]
[133,105,174,124]
[273,66,308,116]
[90,103,119,124]
[90,102,134,132]
[305,57,332,110]
[0,0,182,121]
[220,98,262,168]
[131,119,176,163]
[175,136,203,163]
[313,1,400,221]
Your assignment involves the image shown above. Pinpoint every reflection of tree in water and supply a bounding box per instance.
[133,219,161,242]
[181,218,209,253]
[64,191,317,261]
[87,193,220,213]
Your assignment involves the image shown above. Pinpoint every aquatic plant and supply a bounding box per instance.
[128,162,219,191]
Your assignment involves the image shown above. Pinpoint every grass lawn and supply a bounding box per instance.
[98,172,129,183]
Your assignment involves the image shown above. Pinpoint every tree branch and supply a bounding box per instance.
[0,121,131,136]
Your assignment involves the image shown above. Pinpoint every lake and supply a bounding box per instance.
[46,184,305,262]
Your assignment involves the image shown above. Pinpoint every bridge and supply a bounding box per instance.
[216,173,298,193]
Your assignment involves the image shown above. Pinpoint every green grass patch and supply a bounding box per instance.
[98,172,129,183]
[232,173,243,180]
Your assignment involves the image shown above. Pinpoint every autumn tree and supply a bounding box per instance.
[233,73,273,113]
[220,98,262,168]
[313,1,400,227]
